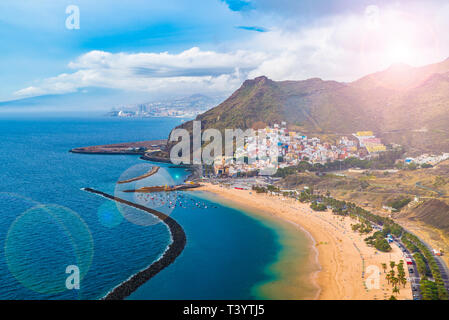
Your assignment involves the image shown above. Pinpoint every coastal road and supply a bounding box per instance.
[393,238,422,300]
[416,237,449,294]
[434,255,449,293]
[415,181,445,197]
[372,221,449,299]
[434,254,449,292]
[400,225,449,296]
[372,225,422,299]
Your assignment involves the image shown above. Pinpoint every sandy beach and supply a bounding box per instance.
[197,183,413,300]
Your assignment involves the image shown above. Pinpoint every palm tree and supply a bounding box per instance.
[382,263,387,273]
[393,286,400,296]
[390,261,396,270]
[389,269,395,280]
[391,276,399,288]
[401,277,407,288]
[386,273,391,285]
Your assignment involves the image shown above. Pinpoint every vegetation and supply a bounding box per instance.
[397,261,407,288]
[267,185,280,193]
[380,223,403,238]
[434,176,447,188]
[376,239,392,252]
[352,221,373,234]
[384,260,407,298]
[386,197,412,212]
[252,185,267,193]
[310,201,327,211]
[274,150,405,178]
[279,165,449,237]
[289,187,448,300]
[413,252,427,276]
[401,236,419,253]
[252,184,283,194]
[364,232,392,252]
[420,279,439,300]
[402,233,448,300]
[399,162,419,170]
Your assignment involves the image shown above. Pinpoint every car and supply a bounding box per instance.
[412,286,417,291]
[409,269,414,273]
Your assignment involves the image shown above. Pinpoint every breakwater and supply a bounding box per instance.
[117,166,160,184]
[70,139,167,155]
[83,188,187,300]
[122,183,201,193]
[140,154,172,163]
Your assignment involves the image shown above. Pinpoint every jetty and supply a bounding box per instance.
[70,139,167,155]
[117,166,160,184]
[83,188,186,300]
[122,183,201,193]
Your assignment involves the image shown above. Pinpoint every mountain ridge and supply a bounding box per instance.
[173,57,449,155]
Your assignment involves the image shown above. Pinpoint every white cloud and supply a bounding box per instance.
[15,47,268,98]
[15,2,449,98]
[245,2,449,82]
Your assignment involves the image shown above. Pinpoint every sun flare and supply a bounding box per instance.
[386,44,415,64]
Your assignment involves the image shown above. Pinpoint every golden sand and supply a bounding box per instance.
[197,183,413,300]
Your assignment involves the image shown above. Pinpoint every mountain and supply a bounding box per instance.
[0,88,152,113]
[352,58,449,91]
[173,57,449,155]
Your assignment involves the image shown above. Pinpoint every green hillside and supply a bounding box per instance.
[171,58,449,155]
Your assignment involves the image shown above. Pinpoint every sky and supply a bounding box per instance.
[1,0,449,110]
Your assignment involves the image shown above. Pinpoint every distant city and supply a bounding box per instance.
[107,94,222,119]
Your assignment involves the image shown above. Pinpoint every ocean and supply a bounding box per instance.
[0,116,315,300]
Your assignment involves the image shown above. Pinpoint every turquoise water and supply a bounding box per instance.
[0,116,284,300]
[129,190,280,299]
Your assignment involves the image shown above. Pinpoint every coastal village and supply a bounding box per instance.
[212,122,388,177]
[211,122,449,178]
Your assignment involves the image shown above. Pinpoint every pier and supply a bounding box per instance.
[83,188,186,300]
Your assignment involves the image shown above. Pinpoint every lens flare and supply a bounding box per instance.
[97,201,123,228]
[114,164,178,226]
[5,204,93,295]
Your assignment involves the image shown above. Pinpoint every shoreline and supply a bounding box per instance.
[279,216,322,300]
[83,188,186,300]
[255,212,322,300]
[195,188,320,300]
[197,183,413,300]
